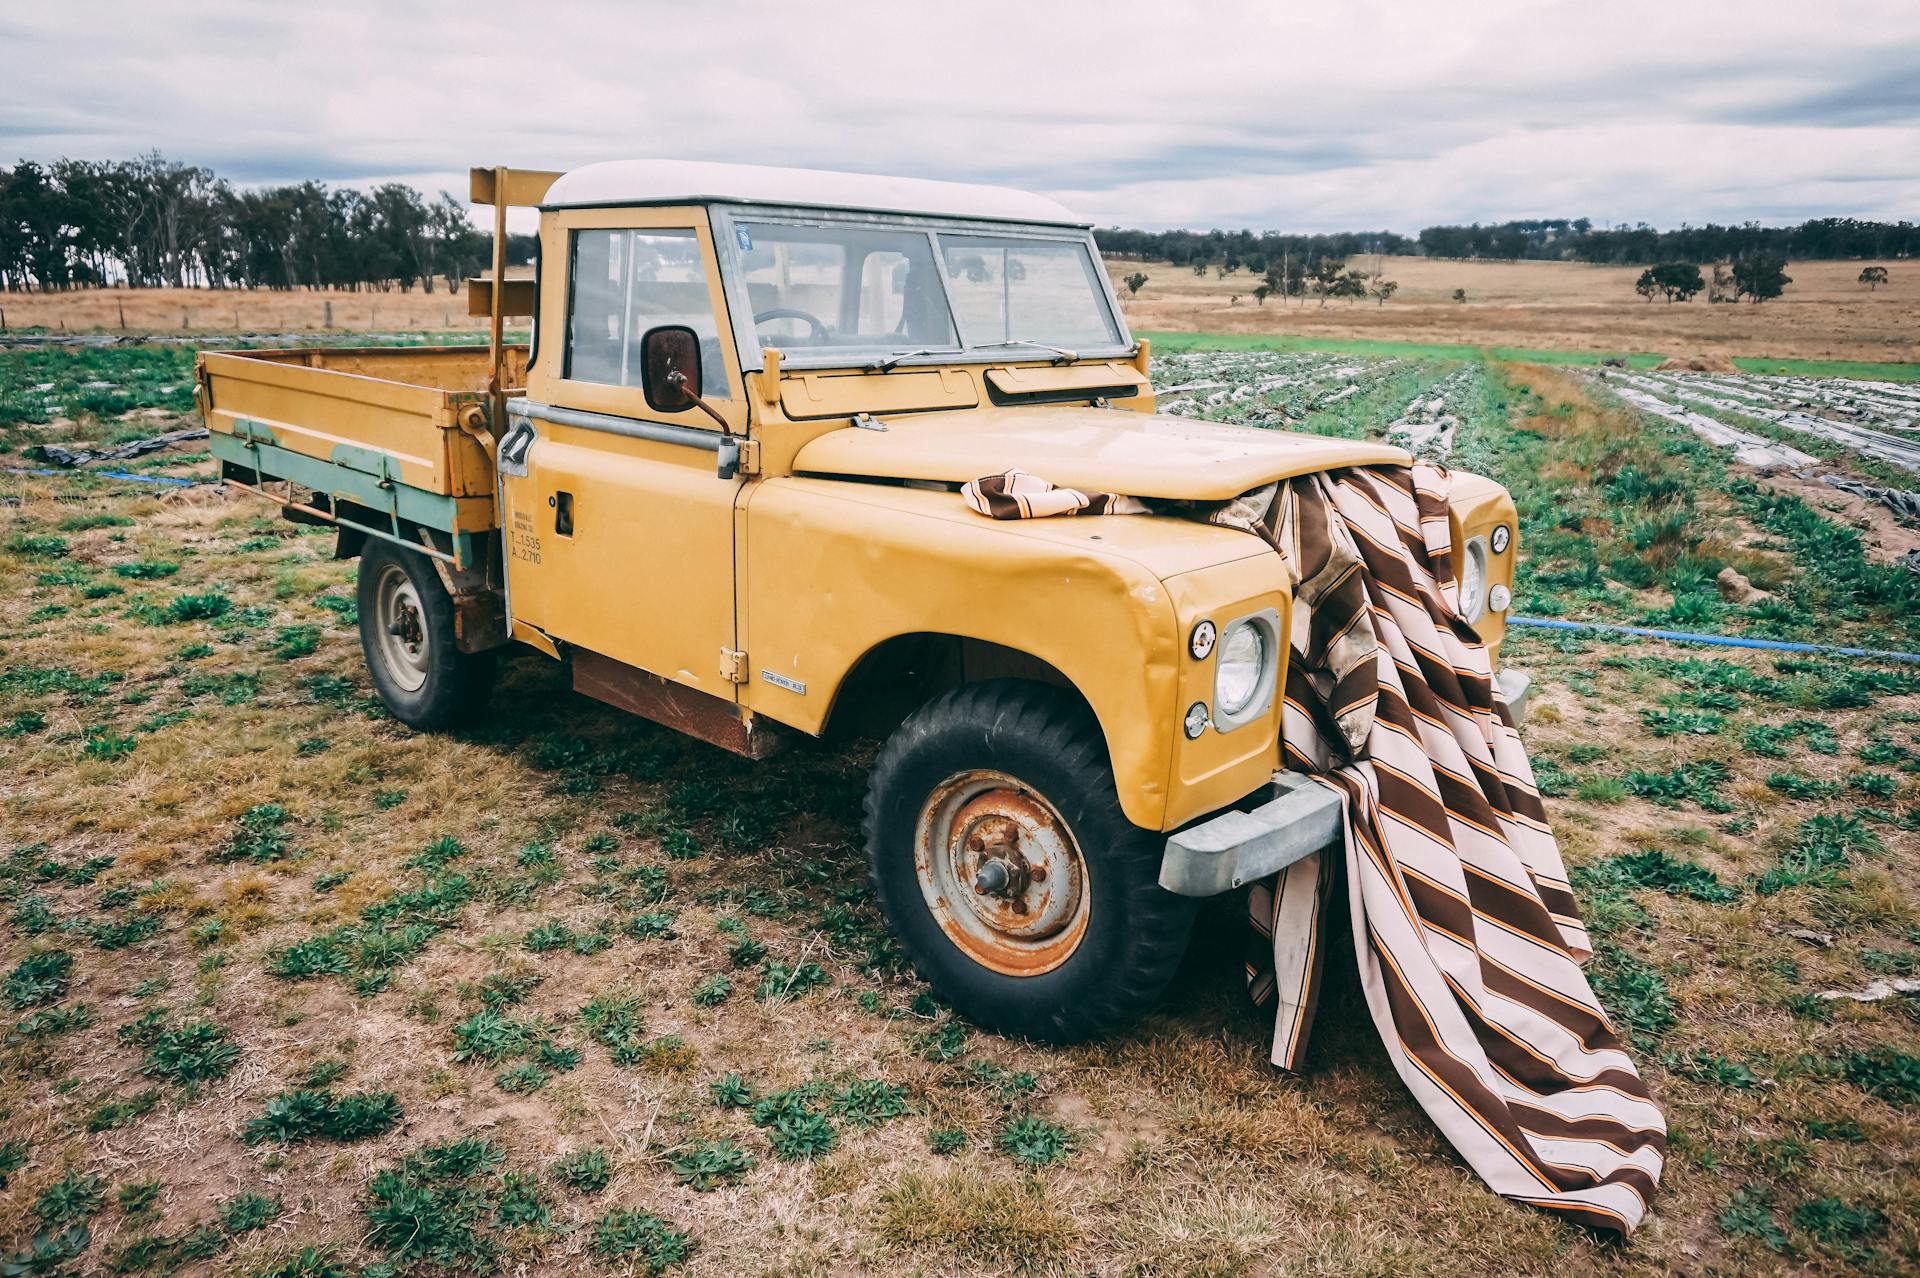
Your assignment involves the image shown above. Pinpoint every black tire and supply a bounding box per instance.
[863,679,1196,1044]
[355,539,495,730]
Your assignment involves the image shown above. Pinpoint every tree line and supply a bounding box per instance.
[0,152,534,293]
[5,152,1910,293]
[1102,217,1916,270]
[1097,227,1414,276]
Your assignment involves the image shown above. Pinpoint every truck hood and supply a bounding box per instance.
[789,406,1409,502]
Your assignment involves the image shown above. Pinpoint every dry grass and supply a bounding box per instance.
[0,350,1916,1276]
[8,255,1919,365]
[0,286,494,337]
[1111,256,1920,363]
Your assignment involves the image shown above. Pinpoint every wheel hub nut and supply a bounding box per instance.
[973,859,1012,894]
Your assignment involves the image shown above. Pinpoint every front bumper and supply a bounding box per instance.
[1158,667,1533,897]
[1496,667,1532,724]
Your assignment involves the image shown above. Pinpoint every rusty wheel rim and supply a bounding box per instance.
[372,562,429,694]
[914,769,1090,977]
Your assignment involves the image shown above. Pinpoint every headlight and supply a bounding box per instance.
[1216,622,1266,716]
[1459,536,1489,623]
[1209,610,1280,731]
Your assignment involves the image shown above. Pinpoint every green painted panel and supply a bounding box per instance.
[210,432,461,532]
[330,440,399,476]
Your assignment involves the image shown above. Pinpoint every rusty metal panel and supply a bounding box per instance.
[572,648,790,760]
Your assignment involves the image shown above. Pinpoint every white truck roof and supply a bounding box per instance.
[543,158,1087,226]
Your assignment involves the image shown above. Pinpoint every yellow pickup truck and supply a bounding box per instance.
[196,160,1524,1043]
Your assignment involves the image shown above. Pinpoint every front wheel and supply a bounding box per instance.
[356,539,494,730]
[863,680,1195,1044]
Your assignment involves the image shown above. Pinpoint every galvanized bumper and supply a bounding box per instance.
[1496,667,1533,725]
[1158,771,1344,896]
[1158,667,1533,898]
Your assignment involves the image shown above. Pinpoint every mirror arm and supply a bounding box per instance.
[668,371,734,436]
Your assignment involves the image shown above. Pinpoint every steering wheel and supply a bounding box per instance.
[753,307,831,344]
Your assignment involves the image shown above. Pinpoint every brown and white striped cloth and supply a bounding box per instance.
[960,464,1666,1235]
[961,468,1150,519]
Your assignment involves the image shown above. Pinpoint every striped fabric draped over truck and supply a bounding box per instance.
[959,464,1667,1234]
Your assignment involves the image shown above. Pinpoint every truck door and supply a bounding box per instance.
[500,212,749,704]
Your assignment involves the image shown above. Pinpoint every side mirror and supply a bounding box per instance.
[640,325,702,414]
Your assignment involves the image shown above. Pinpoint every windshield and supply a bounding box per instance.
[937,235,1121,349]
[736,223,957,352]
[727,218,1123,361]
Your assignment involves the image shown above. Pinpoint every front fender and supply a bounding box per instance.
[1447,470,1519,660]
[738,478,1269,830]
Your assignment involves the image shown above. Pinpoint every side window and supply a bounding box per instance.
[565,228,732,399]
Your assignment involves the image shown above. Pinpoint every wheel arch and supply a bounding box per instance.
[822,631,1165,827]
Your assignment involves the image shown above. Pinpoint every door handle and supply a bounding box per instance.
[551,491,574,536]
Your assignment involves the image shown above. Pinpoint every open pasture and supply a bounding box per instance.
[1114,257,1920,367]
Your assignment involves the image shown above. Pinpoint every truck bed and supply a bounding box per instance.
[197,345,526,568]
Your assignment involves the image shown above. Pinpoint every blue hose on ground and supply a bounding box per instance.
[1508,616,1920,665]
[4,465,204,488]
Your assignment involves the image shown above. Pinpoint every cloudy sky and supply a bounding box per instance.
[3,0,1916,233]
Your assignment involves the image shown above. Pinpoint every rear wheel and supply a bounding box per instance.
[356,539,494,730]
[864,680,1195,1043]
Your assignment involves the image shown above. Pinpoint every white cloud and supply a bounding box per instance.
[2,0,1915,231]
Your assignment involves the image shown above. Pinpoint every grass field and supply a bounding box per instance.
[1116,257,1920,367]
[0,288,496,339]
[5,254,1918,374]
[1,339,1918,1276]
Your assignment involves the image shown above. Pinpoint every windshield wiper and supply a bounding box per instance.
[868,338,1081,373]
[971,338,1080,365]
[867,347,945,373]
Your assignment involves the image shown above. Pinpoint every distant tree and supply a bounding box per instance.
[1859,265,1889,291]
[1335,269,1369,303]
[1708,261,1735,303]
[1252,282,1273,305]
[1638,262,1704,303]
[1192,261,1209,276]
[1732,253,1792,303]
[1370,277,1399,306]
[1123,271,1148,297]
[1264,259,1303,304]
[1309,257,1347,307]
[1451,288,1467,303]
